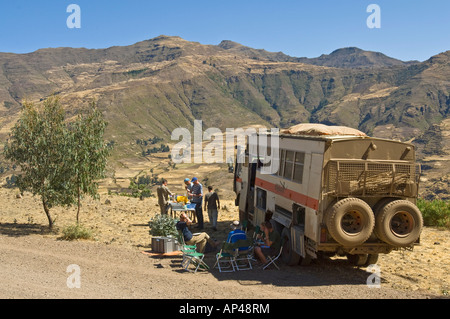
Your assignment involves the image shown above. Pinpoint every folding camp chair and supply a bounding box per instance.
[231,238,254,271]
[213,242,236,272]
[241,220,248,234]
[214,232,246,272]
[177,231,209,273]
[262,237,286,271]
[252,225,261,240]
[214,235,254,272]
[177,230,195,259]
[188,253,209,273]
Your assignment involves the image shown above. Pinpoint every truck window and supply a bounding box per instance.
[283,150,294,179]
[293,204,306,225]
[293,152,305,183]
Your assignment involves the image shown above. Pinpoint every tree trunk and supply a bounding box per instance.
[42,198,53,229]
[76,186,81,224]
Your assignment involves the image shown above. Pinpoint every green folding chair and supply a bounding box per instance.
[213,242,236,272]
[241,220,248,233]
[252,225,261,239]
[177,231,209,273]
[189,253,209,273]
[232,238,254,271]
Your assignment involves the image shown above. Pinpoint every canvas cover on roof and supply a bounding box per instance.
[281,123,367,137]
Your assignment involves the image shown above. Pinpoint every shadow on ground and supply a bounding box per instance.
[143,218,375,289]
[0,222,53,237]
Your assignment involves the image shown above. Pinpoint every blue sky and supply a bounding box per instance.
[0,0,449,62]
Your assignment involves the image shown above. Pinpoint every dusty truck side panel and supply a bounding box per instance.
[250,135,326,258]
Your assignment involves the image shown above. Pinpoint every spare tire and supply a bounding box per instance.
[325,198,375,247]
[374,200,423,247]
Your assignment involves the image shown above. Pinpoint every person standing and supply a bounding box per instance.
[204,186,220,231]
[184,178,193,201]
[157,179,173,215]
[189,177,204,229]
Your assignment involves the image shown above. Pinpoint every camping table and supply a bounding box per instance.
[168,202,196,223]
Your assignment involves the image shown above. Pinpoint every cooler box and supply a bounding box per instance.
[152,236,181,253]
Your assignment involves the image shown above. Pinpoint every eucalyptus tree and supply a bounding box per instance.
[4,97,74,228]
[4,96,110,228]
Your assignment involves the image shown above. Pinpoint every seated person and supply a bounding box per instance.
[254,221,281,265]
[226,221,247,250]
[176,213,218,253]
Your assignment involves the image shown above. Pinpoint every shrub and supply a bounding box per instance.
[61,224,93,241]
[149,214,178,237]
[417,198,450,229]
[5,175,18,188]
[129,179,153,199]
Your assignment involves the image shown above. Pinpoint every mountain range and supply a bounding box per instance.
[0,35,448,198]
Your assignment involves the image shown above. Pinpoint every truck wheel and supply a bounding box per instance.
[347,254,368,266]
[281,228,301,266]
[373,197,399,215]
[374,200,423,247]
[325,198,375,247]
[363,254,379,267]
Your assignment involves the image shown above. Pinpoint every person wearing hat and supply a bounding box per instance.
[183,178,193,201]
[188,177,204,229]
[226,221,247,250]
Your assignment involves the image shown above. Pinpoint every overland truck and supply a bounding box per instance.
[233,124,423,266]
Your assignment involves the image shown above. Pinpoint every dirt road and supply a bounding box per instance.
[0,233,437,299]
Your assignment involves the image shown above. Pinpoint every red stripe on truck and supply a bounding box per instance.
[255,177,319,210]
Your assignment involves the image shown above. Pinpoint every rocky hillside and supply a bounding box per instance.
[297,47,419,69]
[0,35,448,197]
